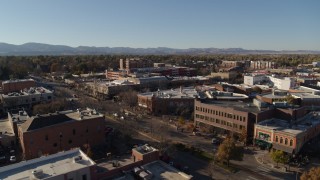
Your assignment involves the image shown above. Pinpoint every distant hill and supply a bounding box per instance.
[0,42,319,55]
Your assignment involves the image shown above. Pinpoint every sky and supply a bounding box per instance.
[0,0,319,50]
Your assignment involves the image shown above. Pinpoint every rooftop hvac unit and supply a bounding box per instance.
[32,169,43,178]
[73,155,82,163]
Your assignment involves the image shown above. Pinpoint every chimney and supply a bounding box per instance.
[180,86,183,93]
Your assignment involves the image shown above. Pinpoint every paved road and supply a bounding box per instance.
[32,78,295,180]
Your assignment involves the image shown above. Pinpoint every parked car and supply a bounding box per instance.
[211,138,221,145]
[10,156,16,162]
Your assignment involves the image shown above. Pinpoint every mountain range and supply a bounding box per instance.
[0,42,319,55]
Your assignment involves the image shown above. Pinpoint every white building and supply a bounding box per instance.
[0,148,95,180]
[244,74,295,90]
[243,74,267,86]
[0,87,53,112]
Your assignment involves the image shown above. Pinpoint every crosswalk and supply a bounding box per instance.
[245,165,282,180]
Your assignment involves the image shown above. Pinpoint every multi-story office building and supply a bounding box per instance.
[250,61,275,70]
[194,98,273,138]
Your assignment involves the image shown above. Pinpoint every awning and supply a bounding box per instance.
[255,139,272,148]
[272,143,294,154]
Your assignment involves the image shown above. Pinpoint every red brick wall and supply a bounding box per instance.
[194,99,249,134]
[19,117,105,160]
[2,80,35,94]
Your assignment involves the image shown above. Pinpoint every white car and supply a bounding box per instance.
[10,156,16,162]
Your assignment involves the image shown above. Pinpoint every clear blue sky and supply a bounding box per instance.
[1,0,319,50]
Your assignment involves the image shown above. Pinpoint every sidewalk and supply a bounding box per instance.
[252,147,302,174]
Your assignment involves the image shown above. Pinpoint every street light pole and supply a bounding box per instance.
[59,132,63,151]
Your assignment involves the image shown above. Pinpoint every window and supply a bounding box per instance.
[73,129,76,135]
[285,138,288,145]
[275,136,278,142]
[82,174,87,180]
[53,143,57,147]
[86,128,89,133]
[280,137,283,144]
[48,96,52,100]
[68,140,73,144]
[32,98,36,102]
[45,135,48,141]
[290,139,293,146]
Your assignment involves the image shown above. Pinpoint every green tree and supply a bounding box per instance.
[239,128,248,146]
[178,116,185,126]
[215,137,243,166]
[270,150,289,167]
[301,167,320,180]
[285,95,296,105]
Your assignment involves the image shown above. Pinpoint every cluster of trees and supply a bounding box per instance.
[215,137,244,166]
[270,150,289,167]
[1,54,319,80]
[32,99,67,115]
[301,167,320,180]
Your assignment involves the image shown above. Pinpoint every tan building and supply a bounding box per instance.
[14,108,105,160]
[254,112,320,154]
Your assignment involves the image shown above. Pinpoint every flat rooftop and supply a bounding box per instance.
[198,99,264,113]
[97,155,134,171]
[0,118,15,137]
[0,148,95,180]
[139,87,197,99]
[2,79,34,84]
[257,112,320,135]
[19,108,104,132]
[133,144,159,155]
[291,92,320,99]
[2,87,52,97]
[142,161,193,180]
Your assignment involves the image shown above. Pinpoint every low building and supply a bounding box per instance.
[210,71,238,81]
[1,79,36,94]
[0,148,96,180]
[0,118,16,147]
[138,87,197,115]
[0,87,53,112]
[15,108,105,160]
[254,111,320,154]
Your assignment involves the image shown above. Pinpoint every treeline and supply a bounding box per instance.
[0,54,319,80]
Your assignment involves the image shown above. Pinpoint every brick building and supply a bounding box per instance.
[194,99,272,138]
[15,108,105,160]
[1,79,36,94]
[138,87,197,115]
[254,111,320,154]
